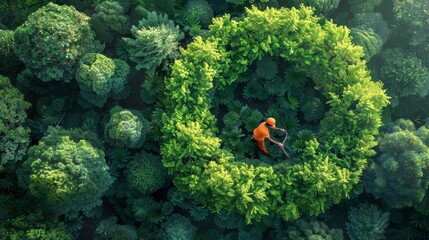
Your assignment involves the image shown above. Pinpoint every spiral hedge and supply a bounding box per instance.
[161,6,389,223]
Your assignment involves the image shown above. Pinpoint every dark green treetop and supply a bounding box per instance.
[14,3,102,82]
[0,75,31,169]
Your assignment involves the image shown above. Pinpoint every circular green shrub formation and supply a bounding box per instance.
[161,6,389,222]
[127,152,167,194]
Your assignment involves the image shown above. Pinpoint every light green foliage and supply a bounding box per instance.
[105,106,149,148]
[95,217,138,240]
[91,1,130,43]
[393,0,429,46]
[348,0,382,14]
[122,11,184,74]
[291,0,340,15]
[346,204,389,240]
[162,6,389,222]
[14,3,102,82]
[363,119,429,208]
[76,53,130,107]
[380,48,429,103]
[127,152,167,194]
[350,27,383,61]
[18,127,113,215]
[349,12,390,44]
[0,30,20,73]
[256,55,278,80]
[0,212,73,240]
[160,214,197,240]
[0,76,31,167]
[180,0,213,27]
[287,219,344,240]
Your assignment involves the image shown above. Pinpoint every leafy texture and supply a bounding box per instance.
[350,27,383,62]
[127,152,167,194]
[348,0,382,15]
[105,106,149,149]
[180,0,214,27]
[0,212,72,240]
[346,203,389,240]
[91,1,129,44]
[14,3,101,82]
[349,12,390,44]
[94,217,138,240]
[160,214,197,240]
[291,0,340,15]
[393,0,429,46]
[0,30,20,73]
[0,75,31,167]
[122,11,184,75]
[380,48,429,106]
[287,219,344,240]
[363,119,429,208]
[18,127,113,215]
[76,53,130,107]
[256,55,278,80]
[161,6,389,222]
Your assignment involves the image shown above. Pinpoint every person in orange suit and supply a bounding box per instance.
[251,117,287,157]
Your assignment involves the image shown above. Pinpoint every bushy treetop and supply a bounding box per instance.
[122,11,184,74]
[0,75,31,168]
[105,106,149,149]
[76,53,130,107]
[363,119,429,208]
[14,3,102,82]
[18,127,113,215]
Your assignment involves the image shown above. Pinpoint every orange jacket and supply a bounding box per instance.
[253,122,270,141]
[253,122,271,156]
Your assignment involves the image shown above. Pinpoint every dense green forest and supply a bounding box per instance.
[1,0,429,239]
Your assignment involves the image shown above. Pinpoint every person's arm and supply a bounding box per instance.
[268,126,286,132]
[268,137,283,148]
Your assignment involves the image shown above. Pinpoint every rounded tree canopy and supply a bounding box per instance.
[18,127,113,215]
[14,3,102,82]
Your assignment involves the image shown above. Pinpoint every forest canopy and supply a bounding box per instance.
[1,0,428,239]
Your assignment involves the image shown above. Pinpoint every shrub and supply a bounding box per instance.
[291,0,340,15]
[287,219,344,240]
[349,12,391,44]
[346,203,389,240]
[160,214,197,240]
[91,0,130,44]
[0,212,72,240]
[122,11,184,74]
[105,106,149,148]
[76,53,130,107]
[393,0,429,46]
[380,48,429,103]
[18,127,113,215]
[14,3,102,82]
[126,152,167,194]
[0,75,31,168]
[348,0,382,15]
[179,0,213,27]
[255,55,278,80]
[0,30,20,73]
[363,119,429,208]
[350,27,383,61]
